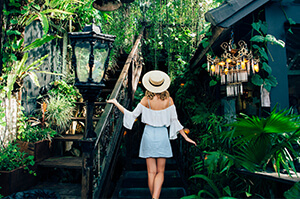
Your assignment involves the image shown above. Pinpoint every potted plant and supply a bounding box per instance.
[0,142,36,197]
[16,125,58,162]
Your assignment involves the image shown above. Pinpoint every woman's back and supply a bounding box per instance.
[140,96,174,110]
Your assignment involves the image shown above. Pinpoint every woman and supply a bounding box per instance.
[107,70,196,199]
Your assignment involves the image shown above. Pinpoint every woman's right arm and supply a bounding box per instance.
[106,98,124,114]
[107,97,144,129]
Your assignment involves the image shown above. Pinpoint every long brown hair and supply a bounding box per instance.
[145,90,170,100]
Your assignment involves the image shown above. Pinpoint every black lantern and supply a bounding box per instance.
[69,23,115,139]
[69,22,116,101]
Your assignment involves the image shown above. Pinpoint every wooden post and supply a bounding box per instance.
[81,138,95,199]
[81,100,96,198]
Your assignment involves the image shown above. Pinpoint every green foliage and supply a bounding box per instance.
[224,107,300,174]
[47,80,81,103]
[6,53,49,99]
[46,94,75,132]
[284,181,300,199]
[250,20,284,92]
[0,142,35,172]
[17,125,58,143]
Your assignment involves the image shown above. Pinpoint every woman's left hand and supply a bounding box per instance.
[185,137,197,146]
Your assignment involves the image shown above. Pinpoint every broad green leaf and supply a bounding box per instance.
[266,75,278,87]
[201,38,210,48]
[284,182,300,199]
[25,14,39,26]
[251,22,262,35]
[209,80,217,86]
[263,83,271,92]
[28,72,40,87]
[40,9,74,15]
[252,44,261,50]
[11,54,18,61]
[33,4,41,10]
[261,21,268,35]
[250,35,264,43]
[258,47,268,61]
[262,62,272,74]
[6,29,21,36]
[38,13,49,34]
[10,19,18,24]
[23,35,56,52]
[251,74,263,86]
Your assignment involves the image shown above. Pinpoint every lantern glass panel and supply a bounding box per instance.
[93,42,109,83]
[75,40,91,82]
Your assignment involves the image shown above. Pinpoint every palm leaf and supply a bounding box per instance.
[190,174,221,198]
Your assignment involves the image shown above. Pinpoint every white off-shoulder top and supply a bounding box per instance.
[123,103,183,140]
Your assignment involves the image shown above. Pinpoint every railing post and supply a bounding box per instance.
[81,100,96,198]
[81,138,95,199]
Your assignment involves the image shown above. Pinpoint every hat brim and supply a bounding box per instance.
[142,70,170,93]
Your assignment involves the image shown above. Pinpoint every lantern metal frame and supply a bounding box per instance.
[69,23,116,101]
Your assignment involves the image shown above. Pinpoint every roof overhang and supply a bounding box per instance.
[205,0,270,28]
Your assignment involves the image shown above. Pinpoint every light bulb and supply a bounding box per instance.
[254,64,259,72]
[224,68,228,75]
[211,65,215,72]
[241,61,246,69]
[219,61,226,66]
[226,58,232,63]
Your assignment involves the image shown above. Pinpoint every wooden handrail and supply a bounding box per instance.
[89,26,145,199]
[94,26,145,147]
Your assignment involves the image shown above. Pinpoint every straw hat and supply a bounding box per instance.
[142,70,170,93]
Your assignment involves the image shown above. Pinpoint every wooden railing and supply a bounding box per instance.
[81,26,145,199]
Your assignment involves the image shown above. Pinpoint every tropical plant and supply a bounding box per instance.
[45,94,75,133]
[224,107,300,175]
[0,142,35,173]
[17,125,58,143]
[6,52,49,99]
[284,181,300,199]
[47,80,81,103]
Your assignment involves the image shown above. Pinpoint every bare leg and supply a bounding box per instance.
[152,158,166,199]
[146,158,157,196]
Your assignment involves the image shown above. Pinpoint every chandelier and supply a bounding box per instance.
[207,39,260,96]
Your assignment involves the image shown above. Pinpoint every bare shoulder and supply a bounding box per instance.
[169,97,174,105]
[140,96,148,107]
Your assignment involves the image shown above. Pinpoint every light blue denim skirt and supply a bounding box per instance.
[139,125,173,158]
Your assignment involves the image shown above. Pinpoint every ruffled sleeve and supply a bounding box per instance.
[123,103,143,129]
[169,105,184,140]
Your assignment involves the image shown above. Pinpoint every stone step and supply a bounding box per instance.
[38,156,81,169]
[118,187,186,199]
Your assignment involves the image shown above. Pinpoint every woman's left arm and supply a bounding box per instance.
[179,129,197,146]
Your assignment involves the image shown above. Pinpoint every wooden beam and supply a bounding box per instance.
[190,26,225,68]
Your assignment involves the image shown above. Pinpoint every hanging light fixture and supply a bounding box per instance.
[207,36,260,96]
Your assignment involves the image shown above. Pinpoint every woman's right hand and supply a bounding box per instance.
[106,98,117,105]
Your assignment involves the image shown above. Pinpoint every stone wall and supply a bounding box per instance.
[21,20,63,115]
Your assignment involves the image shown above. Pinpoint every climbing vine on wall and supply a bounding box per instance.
[250,20,285,92]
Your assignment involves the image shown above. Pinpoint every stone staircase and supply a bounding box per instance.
[112,158,187,199]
